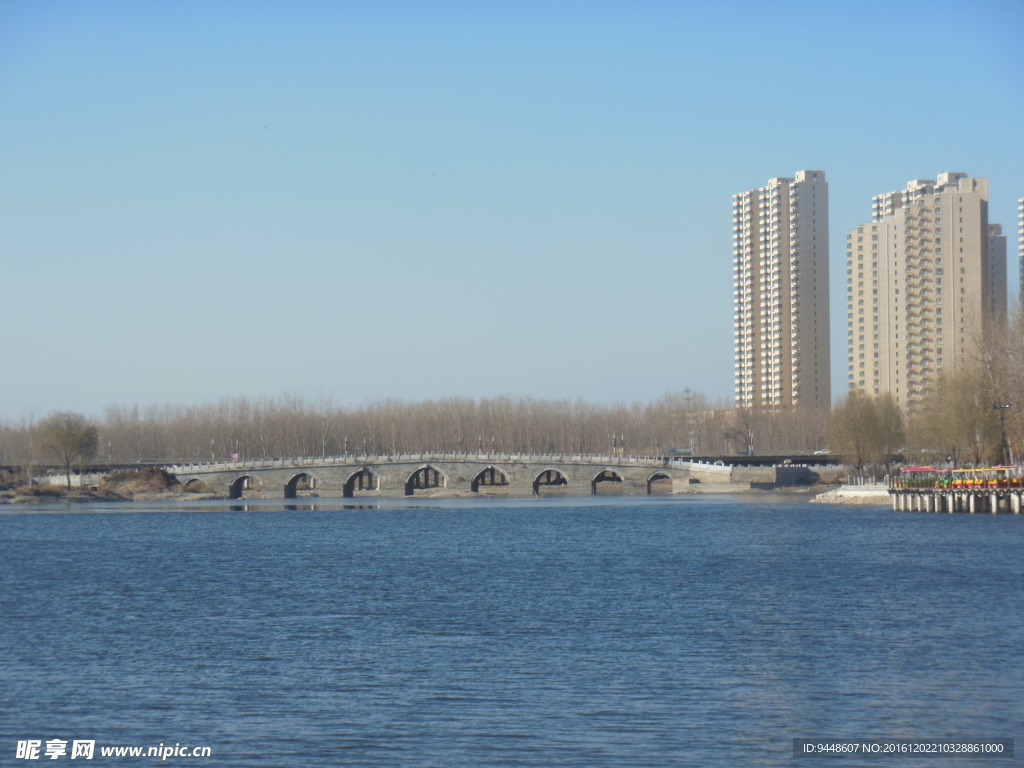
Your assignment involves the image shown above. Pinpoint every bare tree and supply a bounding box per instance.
[39,412,99,490]
[827,397,876,475]
[912,368,1000,467]
[874,395,905,471]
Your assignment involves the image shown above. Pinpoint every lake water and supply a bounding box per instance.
[1,497,1021,766]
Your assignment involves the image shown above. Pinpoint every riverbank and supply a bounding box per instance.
[1,468,226,504]
[0,488,126,505]
[0,488,228,505]
[2,486,835,504]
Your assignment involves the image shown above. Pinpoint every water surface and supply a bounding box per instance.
[1,498,1021,766]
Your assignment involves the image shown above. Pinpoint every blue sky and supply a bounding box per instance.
[1,0,1022,418]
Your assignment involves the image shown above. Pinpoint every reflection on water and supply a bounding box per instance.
[233,503,381,512]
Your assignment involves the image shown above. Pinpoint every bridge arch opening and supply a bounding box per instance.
[344,468,378,498]
[533,468,568,496]
[229,474,262,499]
[284,472,319,499]
[471,466,509,494]
[405,466,447,496]
[592,469,623,495]
[647,472,672,495]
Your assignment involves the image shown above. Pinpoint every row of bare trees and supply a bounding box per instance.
[4,311,1018,476]
[1,390,835,470]
[826,394,904,473]
[827,311,1024,473]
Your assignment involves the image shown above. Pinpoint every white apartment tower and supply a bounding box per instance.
[733,171,830,410]
[846,172,1008,411]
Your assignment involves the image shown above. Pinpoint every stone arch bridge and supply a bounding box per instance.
[166,453,712,499]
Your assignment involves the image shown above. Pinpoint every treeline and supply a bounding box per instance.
[828,311,1024,471]
[0,390,831,467]
[4,312,1019,473]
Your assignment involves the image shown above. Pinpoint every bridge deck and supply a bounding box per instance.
[167,452,674,475]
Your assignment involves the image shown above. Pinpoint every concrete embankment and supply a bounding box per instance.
[811,484,890,505]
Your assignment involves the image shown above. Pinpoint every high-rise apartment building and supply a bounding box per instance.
[733,171,830,410]
[988,223,1007,326]
[1018,197,1023,300]
[845,172,1007,411]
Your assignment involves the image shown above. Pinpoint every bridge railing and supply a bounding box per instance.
[166,451,678,475]
[165,451,845,476]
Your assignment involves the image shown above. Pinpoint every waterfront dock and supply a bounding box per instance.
[890,467,1023,513]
